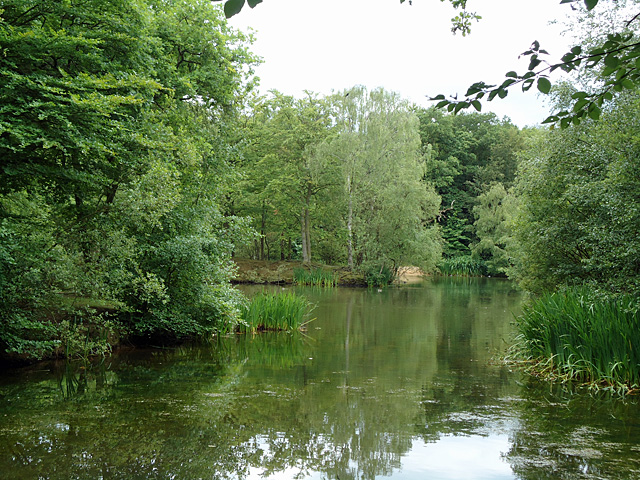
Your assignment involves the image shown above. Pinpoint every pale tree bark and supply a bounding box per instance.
[346,174,354,270]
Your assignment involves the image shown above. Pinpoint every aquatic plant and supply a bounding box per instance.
[236,292,314,333]
[514,287,640,393]
[438,256,488,276]
[293,268,338,287]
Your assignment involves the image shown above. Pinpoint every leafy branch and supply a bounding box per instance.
[431,0,640,127]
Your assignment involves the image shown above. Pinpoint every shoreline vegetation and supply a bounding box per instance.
[508,287,640,395]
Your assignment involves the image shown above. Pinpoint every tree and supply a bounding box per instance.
[232,91,334,262]
[471,183,518,276]
[319,87,443,277]
[415,108,524,257]
[511,88,640,295]
[0,0,258,358]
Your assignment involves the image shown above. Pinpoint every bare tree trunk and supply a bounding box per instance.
[347,174,354,270]
[301,209,309,264]
[301,186,312,264]
[260,203,266,260]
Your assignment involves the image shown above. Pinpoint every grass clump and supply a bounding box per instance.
[438,255,487,276]
[237,291,314,334]
[514,286,640,394]
[293,268,338,287]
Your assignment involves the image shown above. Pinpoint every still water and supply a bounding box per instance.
[1,278,639,479]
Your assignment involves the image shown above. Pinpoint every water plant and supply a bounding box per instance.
[293,268,338,287]
[236,291,314,334]
[513,287,640,393]
[438,255,487,276]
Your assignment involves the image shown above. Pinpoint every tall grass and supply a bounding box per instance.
[438,256,487,276]
[293,268,338,287]
[237,292,314,334]
[515,287,640,393]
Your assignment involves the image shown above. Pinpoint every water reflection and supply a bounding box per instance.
[1,278,639,479]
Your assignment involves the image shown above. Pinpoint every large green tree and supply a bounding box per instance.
[319,87,443,276]
[511,88,640,295]
[232,91,335,262]
[0,0,257,358]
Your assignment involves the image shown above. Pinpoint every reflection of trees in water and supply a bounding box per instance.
[10,281,636,480]
[502,381,640,480]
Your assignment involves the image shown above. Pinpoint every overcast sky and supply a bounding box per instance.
[229,0,574,127]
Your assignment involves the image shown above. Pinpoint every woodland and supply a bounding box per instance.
[0,0,639,389]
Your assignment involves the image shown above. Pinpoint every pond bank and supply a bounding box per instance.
[231,260,428,286]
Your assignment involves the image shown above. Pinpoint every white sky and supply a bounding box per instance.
[229,0,574,127]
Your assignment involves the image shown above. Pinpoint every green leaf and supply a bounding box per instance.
[528,56,542,70]
[573,99,589,112]
[541,115,558,124]
[604,54,619,68]
[247,0,263,7]
[224,0,245,18]
[537,77,551,94]
[571,91,588,100]
[584,0,598,10]
[471,100,481,112]
[435,100,449,109]
[588,104,601,121]
[622,79,635,89]
[505,71,518,78]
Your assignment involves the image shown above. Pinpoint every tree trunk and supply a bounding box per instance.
[260,202,266,260]
[301,210,309,263]
[347,174,354,270]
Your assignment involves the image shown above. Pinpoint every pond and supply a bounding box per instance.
[1,277,639,479]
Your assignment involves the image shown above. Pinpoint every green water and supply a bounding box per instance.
[1,278,639,479]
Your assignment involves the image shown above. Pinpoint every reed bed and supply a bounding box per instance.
[293,268,338,287]
[237,292,314,334]
[514,287,640,393]
[438,256,487,276]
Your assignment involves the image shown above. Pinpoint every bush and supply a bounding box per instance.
[363,263,394,288]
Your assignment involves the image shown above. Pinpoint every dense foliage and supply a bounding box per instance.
[0,0,257,359]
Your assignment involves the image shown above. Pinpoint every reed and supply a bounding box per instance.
[438,256,487,276]
[515,287,640,393]
[293,268,338,287]
[237,291,314,333]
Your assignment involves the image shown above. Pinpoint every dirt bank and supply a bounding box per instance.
[232,260,425,286]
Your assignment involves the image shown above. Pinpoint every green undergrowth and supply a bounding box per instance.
[235,291,314,334]
[293,268,338,287]
[438,255,487,276]
[512,287,640,394]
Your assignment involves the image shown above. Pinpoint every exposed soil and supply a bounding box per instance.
[232,259,426,286]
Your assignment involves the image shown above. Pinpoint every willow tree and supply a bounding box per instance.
[319,87,442,276]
